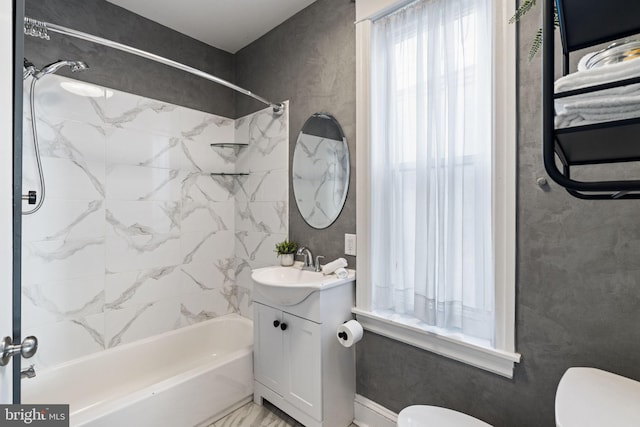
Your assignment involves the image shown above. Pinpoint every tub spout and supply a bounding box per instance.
[21,364,36,380]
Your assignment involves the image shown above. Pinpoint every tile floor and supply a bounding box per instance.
[212,401,358,427]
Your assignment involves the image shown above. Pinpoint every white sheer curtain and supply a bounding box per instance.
[370,0,494,342]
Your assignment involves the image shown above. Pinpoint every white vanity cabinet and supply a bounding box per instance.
[254,304,322,419]
[253,279,355,427]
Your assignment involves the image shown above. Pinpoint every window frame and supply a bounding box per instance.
[354,0,520,378]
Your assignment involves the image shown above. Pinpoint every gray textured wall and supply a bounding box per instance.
[355,7,640,427]
[24,0,236,117]
[235,0,357,265]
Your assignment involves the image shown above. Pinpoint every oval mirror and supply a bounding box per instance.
[292,113,349,229]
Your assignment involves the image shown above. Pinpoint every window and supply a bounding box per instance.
[354,0,519,377]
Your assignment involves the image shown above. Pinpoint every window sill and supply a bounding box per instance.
[352,308,521,378]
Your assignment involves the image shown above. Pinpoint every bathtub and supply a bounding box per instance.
[22,314,253,427]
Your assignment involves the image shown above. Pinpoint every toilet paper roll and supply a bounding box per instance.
[336,320,363,347]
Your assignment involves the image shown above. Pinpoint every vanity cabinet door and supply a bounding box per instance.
[254,303,285,395]
[283,312,322,421]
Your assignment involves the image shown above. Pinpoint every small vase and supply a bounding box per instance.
[280,253,294,266]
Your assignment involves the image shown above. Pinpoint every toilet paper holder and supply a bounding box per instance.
[336,319,363,347]
[337,319,351,341]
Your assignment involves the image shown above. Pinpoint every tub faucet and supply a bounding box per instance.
[21,364,36,380]
[296,247,314,270]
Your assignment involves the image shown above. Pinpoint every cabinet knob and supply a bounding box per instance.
[280,323,288,331]
[273,320,280,328]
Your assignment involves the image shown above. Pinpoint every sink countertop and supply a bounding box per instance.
[251,263,356,306]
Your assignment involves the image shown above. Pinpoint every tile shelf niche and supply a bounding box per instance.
[210,143,249,148]
[543,0,640,199]
[210,143,250,175]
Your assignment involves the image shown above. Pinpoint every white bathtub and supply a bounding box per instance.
[22,314,253,427]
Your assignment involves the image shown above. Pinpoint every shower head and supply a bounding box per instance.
[69,61,89,72]
[33,60,89,80]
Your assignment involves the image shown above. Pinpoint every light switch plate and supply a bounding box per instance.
[345,233,357,256]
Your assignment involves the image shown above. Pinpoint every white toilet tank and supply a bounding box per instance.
[397,405,492,427]
[556,367,640,427]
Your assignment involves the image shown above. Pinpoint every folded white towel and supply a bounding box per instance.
[335,267,348,279]
[554,84,640,128]
[556,107,640,128]
[577,51,597,72]
[322,257,348,275]
[555,55,640,93]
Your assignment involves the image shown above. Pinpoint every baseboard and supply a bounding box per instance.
[353,394,398,427]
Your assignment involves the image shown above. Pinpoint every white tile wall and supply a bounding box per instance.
[22,238,106,285]
[234,104,289,318]
[22,75,288,369]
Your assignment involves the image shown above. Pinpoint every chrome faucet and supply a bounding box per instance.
[296,247,324,272]
[297,247,314,269]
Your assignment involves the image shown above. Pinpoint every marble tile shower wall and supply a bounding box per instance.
[234,104,289,318]
[21,75,288,369]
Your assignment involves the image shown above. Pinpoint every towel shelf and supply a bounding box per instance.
[556,0,640,53]
[543,0,640,199]
[209,143,249,175]
[555,118,640,165]
[210,143,249,148]
[554,76,640,99]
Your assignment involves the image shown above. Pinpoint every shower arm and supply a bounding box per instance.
[23,17,284,115]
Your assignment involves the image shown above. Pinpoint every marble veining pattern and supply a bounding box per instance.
[23,284,104,321]
[26,238,105,262]
[221,282,251,314]
[137,136,180,167]
[181,268,214,291]
[233,104,289,318]
[31,117,106,198]
[105,266,180,310]
[43,200,104,241]
[21,75,288,368]
[137,169,181,201]
[70,318,106,349]
[211,175,244,196]
[106,302,156,348]
[91,97,177,129]
[214,258,236,284]
[21,199,105,242]
[178,303,219,325]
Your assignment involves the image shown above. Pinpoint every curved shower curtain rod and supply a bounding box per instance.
[23,17,284,115]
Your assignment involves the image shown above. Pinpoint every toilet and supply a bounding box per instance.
[555,367,640,427]
[397,405,492,427]
[397,367,640,427]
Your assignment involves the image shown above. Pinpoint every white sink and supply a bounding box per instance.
[556,367,640,427]
[251,264,355,306]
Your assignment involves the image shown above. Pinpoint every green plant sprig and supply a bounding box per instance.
[509,0,560,61]
[274,239,298,256]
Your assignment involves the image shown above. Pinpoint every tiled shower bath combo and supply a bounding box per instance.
[21,74,288,370]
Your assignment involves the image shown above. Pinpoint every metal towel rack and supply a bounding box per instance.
[542,0,640,199]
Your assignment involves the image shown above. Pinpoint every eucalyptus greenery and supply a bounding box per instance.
[510,0,560,61]
[274,239,298,256]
